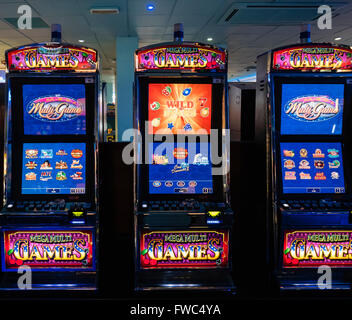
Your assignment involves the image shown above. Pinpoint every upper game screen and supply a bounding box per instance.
[280,142,345,194]
[149,142,213,194]
[148,83,212,134]
[280,83,344,135]
[21,142,86,195]
[23,84,86,135]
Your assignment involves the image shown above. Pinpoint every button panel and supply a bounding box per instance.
[280,199,352,211]
[140,200,227,212]
[6,200,92,212]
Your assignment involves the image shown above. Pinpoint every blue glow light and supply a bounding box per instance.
[146,4,155,11]
[207,219,220,224]
[70,220,85,224]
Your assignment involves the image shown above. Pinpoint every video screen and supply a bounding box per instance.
[148,83,212,134]
[149,142,213,194]
[21,142,86,195]
[23,84,86,135]
[280,83,344,135]
[281,142,345,194]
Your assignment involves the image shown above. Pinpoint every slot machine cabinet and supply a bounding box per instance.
[0,41,99,290]
[257,43,352,290]
[134,42,235,291]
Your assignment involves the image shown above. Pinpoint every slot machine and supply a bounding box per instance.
[0,26,99,290]
[256,42,352,289]
[133,26,234,291]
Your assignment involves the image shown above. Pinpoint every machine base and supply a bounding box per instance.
[135,269,235,291]
[279,281,352,290]
[278,269,352,291]
[0,271,97,290]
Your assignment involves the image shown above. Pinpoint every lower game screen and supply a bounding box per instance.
[281,142,345,194]
[21,142,86,195]
[149,142,213,194]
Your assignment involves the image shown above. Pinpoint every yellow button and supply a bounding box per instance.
[72,211,84,217]
[208,211,221,217]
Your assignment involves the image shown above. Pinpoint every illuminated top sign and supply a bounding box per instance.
[272,44,352,71]
[6,43,98,72]
[136,43,227,72]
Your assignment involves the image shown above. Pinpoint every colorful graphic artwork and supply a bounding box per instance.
[281,142,345,194]
[140,230,229,268]
[23,84,86,135]
[7,44,97,72]
[148,83,212,134]
[136,44,226,72]
[273,45,352,71]
[149,142,213,194]
[281,83,344,135]
[3,229,94,270]
[283,230,352,267]
[22,142,86,195]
